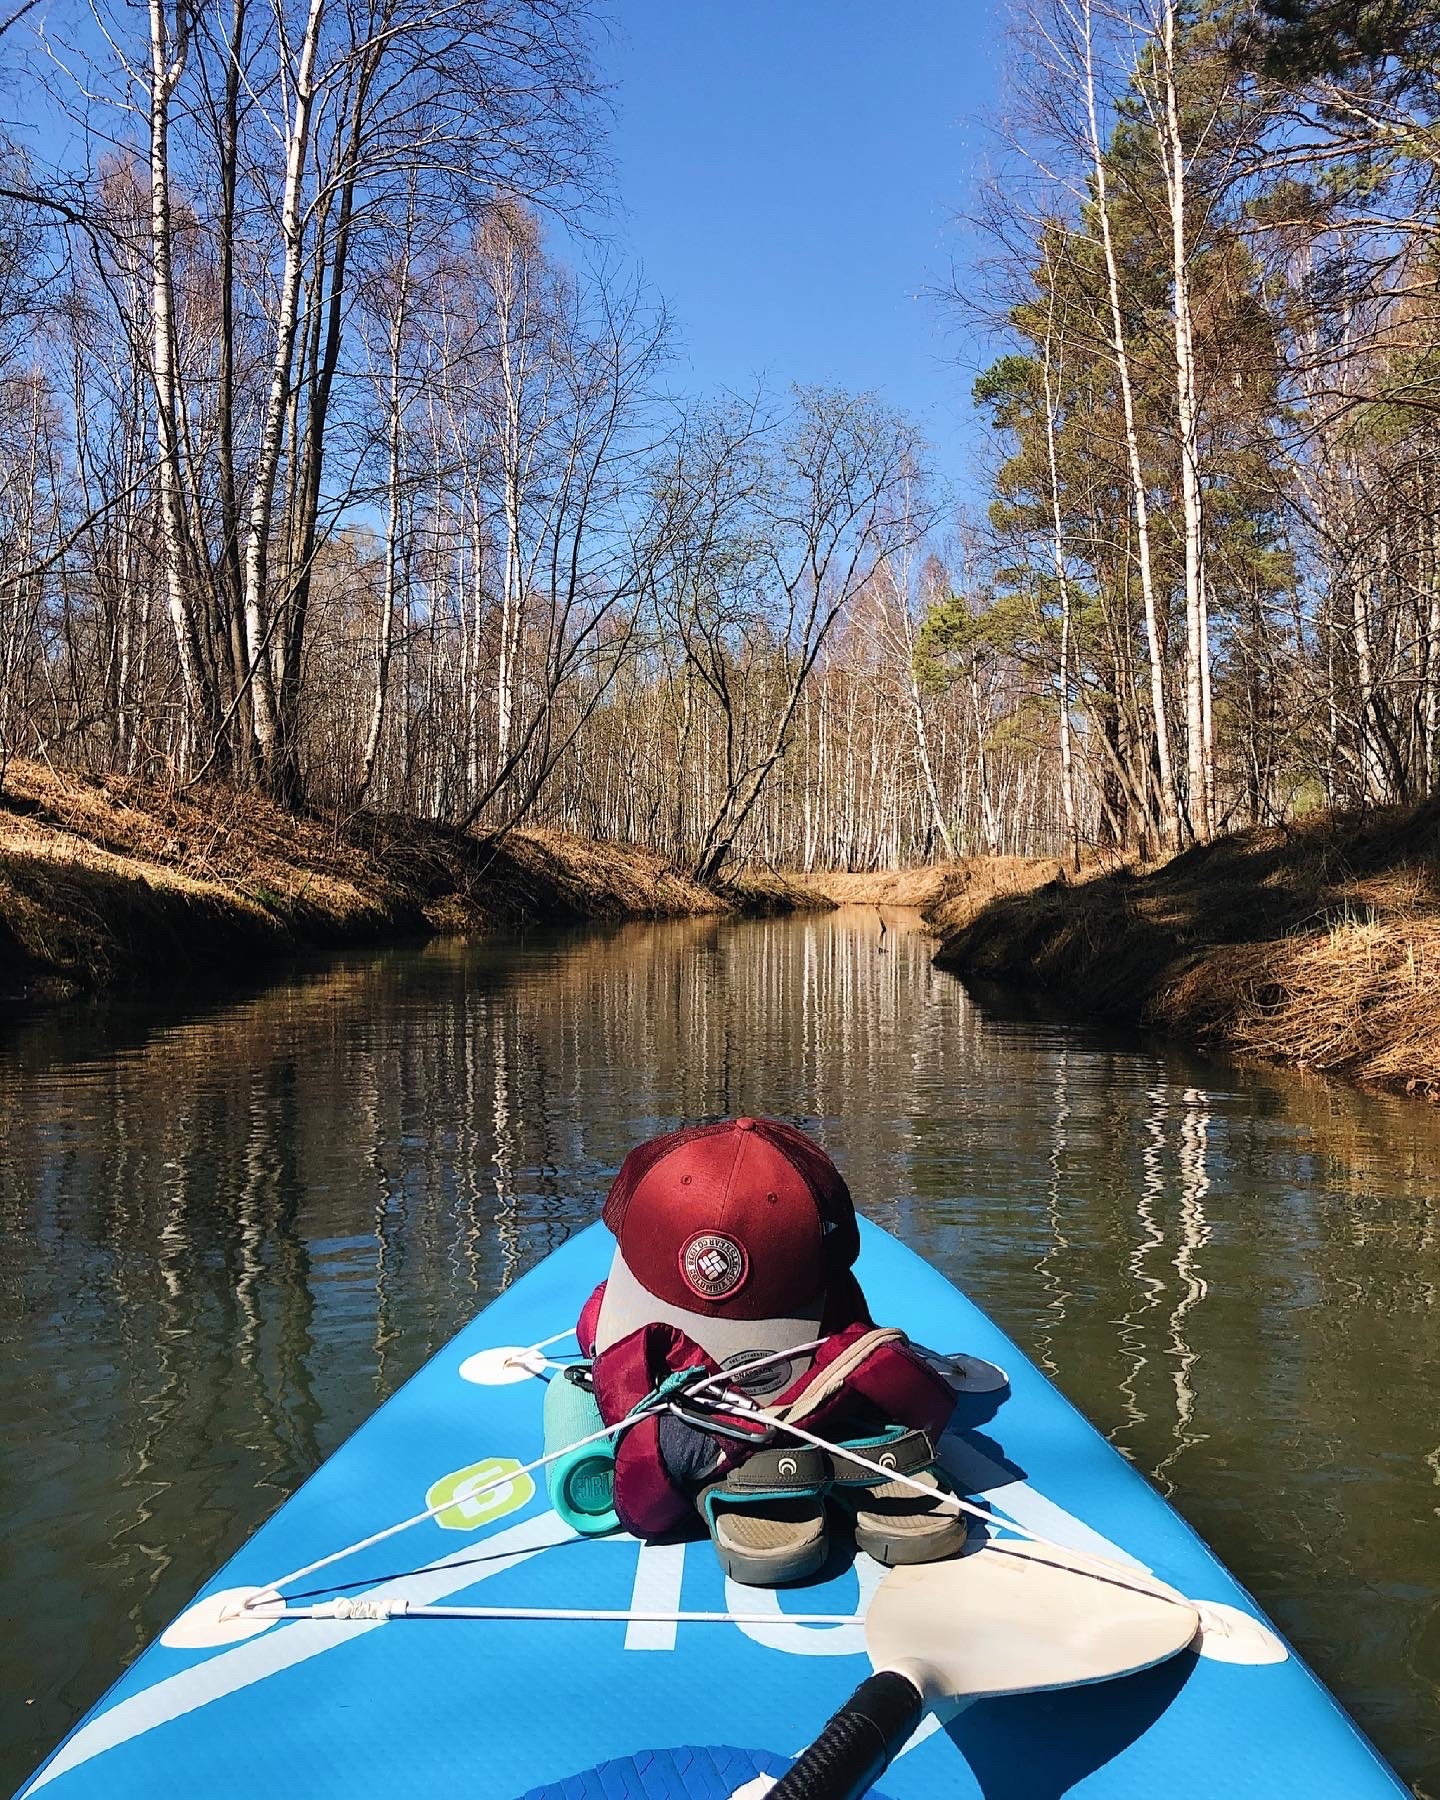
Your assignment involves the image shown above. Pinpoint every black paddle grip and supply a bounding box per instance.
[769,1671,924,1800]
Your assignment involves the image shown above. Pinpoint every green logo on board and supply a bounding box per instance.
[426,1456,535,1531]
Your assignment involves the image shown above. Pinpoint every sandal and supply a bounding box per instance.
[830,1426,967,1566]
[697,1445,830,1587]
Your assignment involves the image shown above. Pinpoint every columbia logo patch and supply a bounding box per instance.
[681,1230,748,1300]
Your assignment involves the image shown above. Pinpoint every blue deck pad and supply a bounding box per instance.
[18,1222,1408,1800]
[514,1746,880,1799]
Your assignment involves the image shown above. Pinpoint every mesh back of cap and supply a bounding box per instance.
[751,1119,860,1273]
[601,1122,718,1236]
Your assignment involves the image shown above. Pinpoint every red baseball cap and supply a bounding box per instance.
[593,1118,860,1392]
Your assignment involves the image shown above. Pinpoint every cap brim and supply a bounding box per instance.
[593,1248,824,1397]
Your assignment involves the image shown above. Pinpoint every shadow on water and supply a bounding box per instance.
[1,907,1438,1795]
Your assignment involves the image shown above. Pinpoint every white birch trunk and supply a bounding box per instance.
[970,656,1001,854]
[1427,519,1440,791]
[148,0,206,772]
[907,646,955,861]
[355,257,410,806]
[1353,570,1385,801]
[1039,254,1081,870]
[492,228,531,785]
[240,0,326,777]
[1159,0,1211,840]
[1199,560,1215,827]
[1081,0,1180,850]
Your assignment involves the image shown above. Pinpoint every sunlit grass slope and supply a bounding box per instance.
[932,802,1440,1102]
[0,761,760,998]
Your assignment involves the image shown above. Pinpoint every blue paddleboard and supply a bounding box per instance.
[18,1221,1407,1798]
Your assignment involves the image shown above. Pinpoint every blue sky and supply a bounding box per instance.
[15,0,1003,503]
[597,1,1005,507]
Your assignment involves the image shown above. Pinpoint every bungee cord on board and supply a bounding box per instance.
[229,1330,1191,1629]
[512,1329,586,1373]
[240,1600,863,1626]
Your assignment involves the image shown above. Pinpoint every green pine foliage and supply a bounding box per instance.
[952,0,1440,847]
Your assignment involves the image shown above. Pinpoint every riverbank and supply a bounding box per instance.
[784,856,1065,918]
[932,800,1440,1102]
[0,762,814,1000]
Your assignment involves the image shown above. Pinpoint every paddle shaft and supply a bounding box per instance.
[769,1671,923,1800]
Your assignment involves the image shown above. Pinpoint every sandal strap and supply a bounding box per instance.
[721,1444,830,1496]
[697,1445,829,1528]
[829,1428,937,1488]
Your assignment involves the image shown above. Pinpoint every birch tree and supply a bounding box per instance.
[656,387,929,883]
[1076,0,1181,848]
[1151,0,1212,838]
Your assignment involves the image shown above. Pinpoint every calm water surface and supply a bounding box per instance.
[2,910,1438,1795]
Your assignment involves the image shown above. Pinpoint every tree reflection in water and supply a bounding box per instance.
[2,910,1438,1793]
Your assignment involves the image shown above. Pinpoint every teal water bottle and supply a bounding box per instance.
[542,1367,620,1535]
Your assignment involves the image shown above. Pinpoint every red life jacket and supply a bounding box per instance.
[575,1276,958,1539]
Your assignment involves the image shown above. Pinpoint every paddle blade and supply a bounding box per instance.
[866,1540,1201,1703]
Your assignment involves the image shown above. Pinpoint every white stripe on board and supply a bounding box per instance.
[625,1540,686,1651]
[22,1510,579,1797]
[938,1435,1151,1573]
[27,1433,1158,1794]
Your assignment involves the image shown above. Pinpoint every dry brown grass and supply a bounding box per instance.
[0,761,742,997]
[921,857,1069,936]
[775,858,1063,918]
[720,868,839,914]
[934,800,1440,1102]
[467,828,727,925]
[1161,897,1440,1099]
[781,868,951,908]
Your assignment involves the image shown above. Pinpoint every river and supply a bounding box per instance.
[2,909,1437,1795]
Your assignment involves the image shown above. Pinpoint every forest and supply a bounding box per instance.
[0,0,1438,877]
